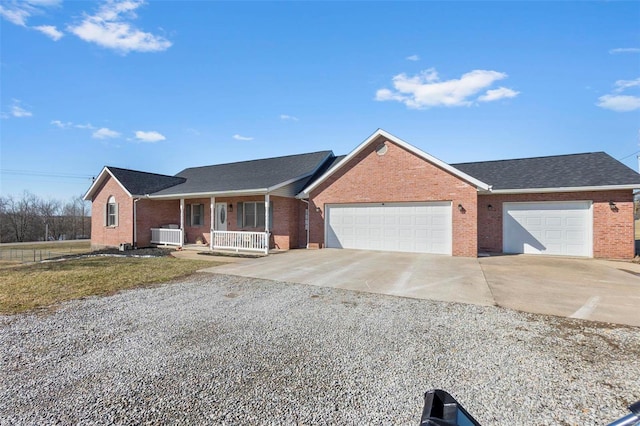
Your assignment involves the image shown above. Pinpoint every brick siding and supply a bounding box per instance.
[478,190,635,259]
[309,136,479,257]
[89,175,134,250]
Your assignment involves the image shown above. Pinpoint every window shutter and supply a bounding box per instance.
[114,203,119,227]
[104,204,108,226]
[186,204,192,227]
[257,202,265,228]
[269,201,273,229]
[237,202,243,228]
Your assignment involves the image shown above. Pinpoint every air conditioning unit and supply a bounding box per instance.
[119,243,132,251]
[163,224,179,229]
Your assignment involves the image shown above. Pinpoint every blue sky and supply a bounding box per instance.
[1,0,639,201]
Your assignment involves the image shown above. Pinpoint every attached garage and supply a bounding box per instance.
[325,202,452,254]
[503,201,593,257]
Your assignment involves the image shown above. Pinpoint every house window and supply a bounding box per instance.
[237,201,272,228]
[106,196,118,227]
[186,203,204,227]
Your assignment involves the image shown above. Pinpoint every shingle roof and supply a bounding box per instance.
[151,150,333,196]
[452,152,640,190]
[107,167,186,195]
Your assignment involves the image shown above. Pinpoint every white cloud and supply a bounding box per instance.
[11,104,32,118]
[34,24,63,40]
[0,4,31,26]
[280,114,299,121]
[375,67,518,108]
[233,134,254,141]
[478,87,520,102]
[596,95,640,112]
[68,0,172,53]
[613,77,640,93]
[92,127,121,139]
[51,119,72,128]
[597,76,640,112]
[0,1,63,40]
[406,54,420,61]
[75,123,95,129]
[134,130,166,142]
[609,48,640,55]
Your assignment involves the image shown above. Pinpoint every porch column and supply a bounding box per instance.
[180,198,185,248]
[264,194,270,255]
[210,196,215,250]
[265,194,270,233]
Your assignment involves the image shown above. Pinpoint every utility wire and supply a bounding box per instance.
[0,169,94,180]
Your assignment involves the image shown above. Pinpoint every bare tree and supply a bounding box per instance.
[2,191,40,242]
[0,192,91,243]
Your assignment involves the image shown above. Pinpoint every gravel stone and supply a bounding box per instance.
[1,273,638,425]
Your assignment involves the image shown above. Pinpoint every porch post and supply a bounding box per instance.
[264,194,270,254]
[210,196,215,250]
[180,198,185,248]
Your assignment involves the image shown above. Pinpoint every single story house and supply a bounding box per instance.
[84,129,640,259]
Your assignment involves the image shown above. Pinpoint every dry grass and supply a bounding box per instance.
[0,256,218,315]
[0,240,91,252]
[0,241,92,267]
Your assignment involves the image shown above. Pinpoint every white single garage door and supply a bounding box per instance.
[503,201,592,257]
[325,202,452,254]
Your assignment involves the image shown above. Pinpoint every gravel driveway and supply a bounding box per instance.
[1,274,638,425]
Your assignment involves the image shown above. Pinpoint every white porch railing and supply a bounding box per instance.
[211,230,269,254]
[151,228,183,246]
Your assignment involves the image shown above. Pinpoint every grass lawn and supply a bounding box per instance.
[0,240,92,252]
[0,256,218,314]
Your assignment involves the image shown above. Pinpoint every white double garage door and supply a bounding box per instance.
[326,202,452,255]
[325,201,593,257]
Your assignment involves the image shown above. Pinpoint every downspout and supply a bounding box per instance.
[300,199,310,249]
[133,198,141,249]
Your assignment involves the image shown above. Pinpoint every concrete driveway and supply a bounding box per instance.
[205,249,640,327]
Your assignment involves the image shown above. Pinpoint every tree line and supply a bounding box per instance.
[0,191,91,243]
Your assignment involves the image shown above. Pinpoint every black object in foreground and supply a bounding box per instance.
[419,389,481,426]
[608,400,640,426]
[419,389,640,426]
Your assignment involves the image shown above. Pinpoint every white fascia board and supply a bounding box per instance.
[300,129,491,196]
[487,184,640,195]
[147,188,268,200]
[83,167,133,200]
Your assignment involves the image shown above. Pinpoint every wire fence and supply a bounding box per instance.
[0,249,80,264]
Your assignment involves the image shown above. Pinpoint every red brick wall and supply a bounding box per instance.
[89,175,133,249]
[477,190,635,259]
[182,198,212,245]
[215,196,300,250]
[309,137,479,257]
[135,199,181,247]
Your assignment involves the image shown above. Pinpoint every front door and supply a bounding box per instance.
[215,203,227,231]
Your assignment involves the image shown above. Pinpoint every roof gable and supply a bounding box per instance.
[83,166,186,200]
[453,152,640,192]
[150,150,334,198]
[299,129,491,196]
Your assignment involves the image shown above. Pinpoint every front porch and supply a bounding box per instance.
[150,228,270,254]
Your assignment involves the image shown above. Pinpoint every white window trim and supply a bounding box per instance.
[105,196,118,227]
[190,203,204,227]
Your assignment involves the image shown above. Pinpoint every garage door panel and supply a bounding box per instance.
[504,202,592,257]
[326,202,452,254]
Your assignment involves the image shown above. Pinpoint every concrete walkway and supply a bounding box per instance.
[202,249,640,327]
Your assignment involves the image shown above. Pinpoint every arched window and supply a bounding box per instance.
[105,196,118,227]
